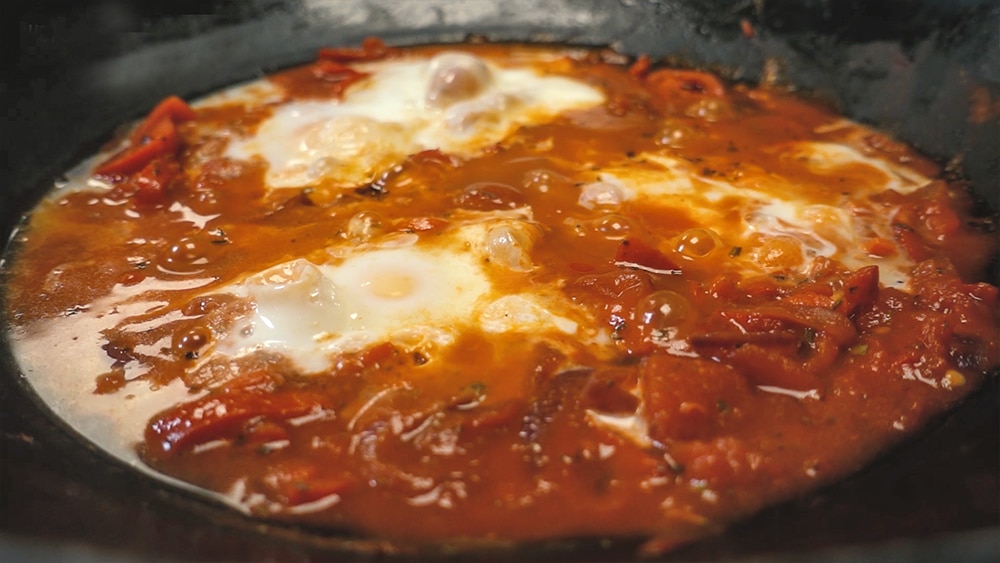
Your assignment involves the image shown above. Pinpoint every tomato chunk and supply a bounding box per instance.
[642,355,748,442]
[131,157,180,206]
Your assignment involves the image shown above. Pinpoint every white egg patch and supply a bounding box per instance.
[610,145,921,288]
[226,52,605,189]
[218,245,489,371]
[779,141,932,194]
[212,218,591,373]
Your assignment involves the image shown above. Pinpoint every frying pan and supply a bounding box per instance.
[2,1,997,561]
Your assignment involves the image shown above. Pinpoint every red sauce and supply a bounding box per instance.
[4,42,997,554]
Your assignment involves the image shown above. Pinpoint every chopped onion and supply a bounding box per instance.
[345,211,383,242]
[578,181,625,210]
[484,222,537,271]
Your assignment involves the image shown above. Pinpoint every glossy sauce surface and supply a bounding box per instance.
[4,42,998,553]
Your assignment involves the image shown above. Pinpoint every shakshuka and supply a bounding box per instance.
[3,38,997,555]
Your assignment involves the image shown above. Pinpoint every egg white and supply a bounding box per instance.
[226,54,605,189]
[208,216,591,374]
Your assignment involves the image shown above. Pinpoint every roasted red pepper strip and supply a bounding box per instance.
[723,304,857,348]
[144,390,325,460]
[689,300,860,390]
[95,96,194,178]
[95,117,180,177]
[129,95,196,144]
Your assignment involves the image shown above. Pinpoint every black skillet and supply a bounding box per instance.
[2,1,997,561]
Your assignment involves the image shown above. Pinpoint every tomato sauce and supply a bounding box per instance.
[4,42,997,554]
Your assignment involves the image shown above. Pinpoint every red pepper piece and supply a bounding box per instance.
[95,117,180,177]
[144,390,324,459]
[130,157,180,206]
[628,54,652,79]
[726,343,819,391]
[863,237,897,258]
[95,96,194,179]
[408,148,461,169]
[311,59,367,82]
[725,304,857,347]
[646,69,727,99]
[301,59,371,98]
[263,463,356,506]
[129,95,196,144]
[614,238,682,275]
[317,36,392,62]
[783,290,836,309]
[835,265,880,318]
[242,420,290,445]
[395,216,449,233]
[460,399,524,439]
[692,300,861,391]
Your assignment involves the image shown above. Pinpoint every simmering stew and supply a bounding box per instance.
[4,40,997,554]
